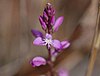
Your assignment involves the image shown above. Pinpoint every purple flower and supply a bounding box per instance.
[33,33,61,49]
[58,69,69,76]
[30,3,71,75]
[51,41,70,55]
[30,56,46,67]
[38,3,64,33]
[39,3,56,32]
[32,29,70,52]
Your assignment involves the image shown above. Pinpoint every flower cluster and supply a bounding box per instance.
[30,3,70,76]
[39,3,64,33]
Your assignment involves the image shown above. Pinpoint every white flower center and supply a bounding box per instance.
[44,38,52,45]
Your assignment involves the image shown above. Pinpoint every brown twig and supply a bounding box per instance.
[85,1,100,76]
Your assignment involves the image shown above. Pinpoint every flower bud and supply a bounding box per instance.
[39,16,47,30]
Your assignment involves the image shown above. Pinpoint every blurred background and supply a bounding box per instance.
[0,0,100,76]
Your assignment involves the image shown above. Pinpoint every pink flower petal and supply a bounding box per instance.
[52,40,61,49]
[51,16,55,25]
[58,69,69,76]
[53,16,64,32]
[30,57,46,67]
[31,29,43,38]
[46,33,52,39]
[61,41,70,49]
[33,37,44,45]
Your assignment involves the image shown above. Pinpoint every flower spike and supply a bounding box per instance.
[31,3,70,76]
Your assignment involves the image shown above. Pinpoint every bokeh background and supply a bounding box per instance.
[0,0,100,76]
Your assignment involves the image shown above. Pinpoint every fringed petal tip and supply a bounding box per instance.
[30,56,46,67]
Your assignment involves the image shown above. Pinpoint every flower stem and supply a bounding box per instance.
[47,46,54,76]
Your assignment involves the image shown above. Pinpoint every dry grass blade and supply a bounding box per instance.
[85,1,100,76]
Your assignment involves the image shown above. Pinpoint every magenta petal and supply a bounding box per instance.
[39,16,47,30]
[61,41,70,49]
[30,57,46,67]
[53,16,64,32]
[31,29,43,38]
[46,33,52,39]
[52,40,61,49]
[43,11,48,20]
[51,16,55,25]
[51,49,58,57]
[58,69,69,76]
[33,37,44,45]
